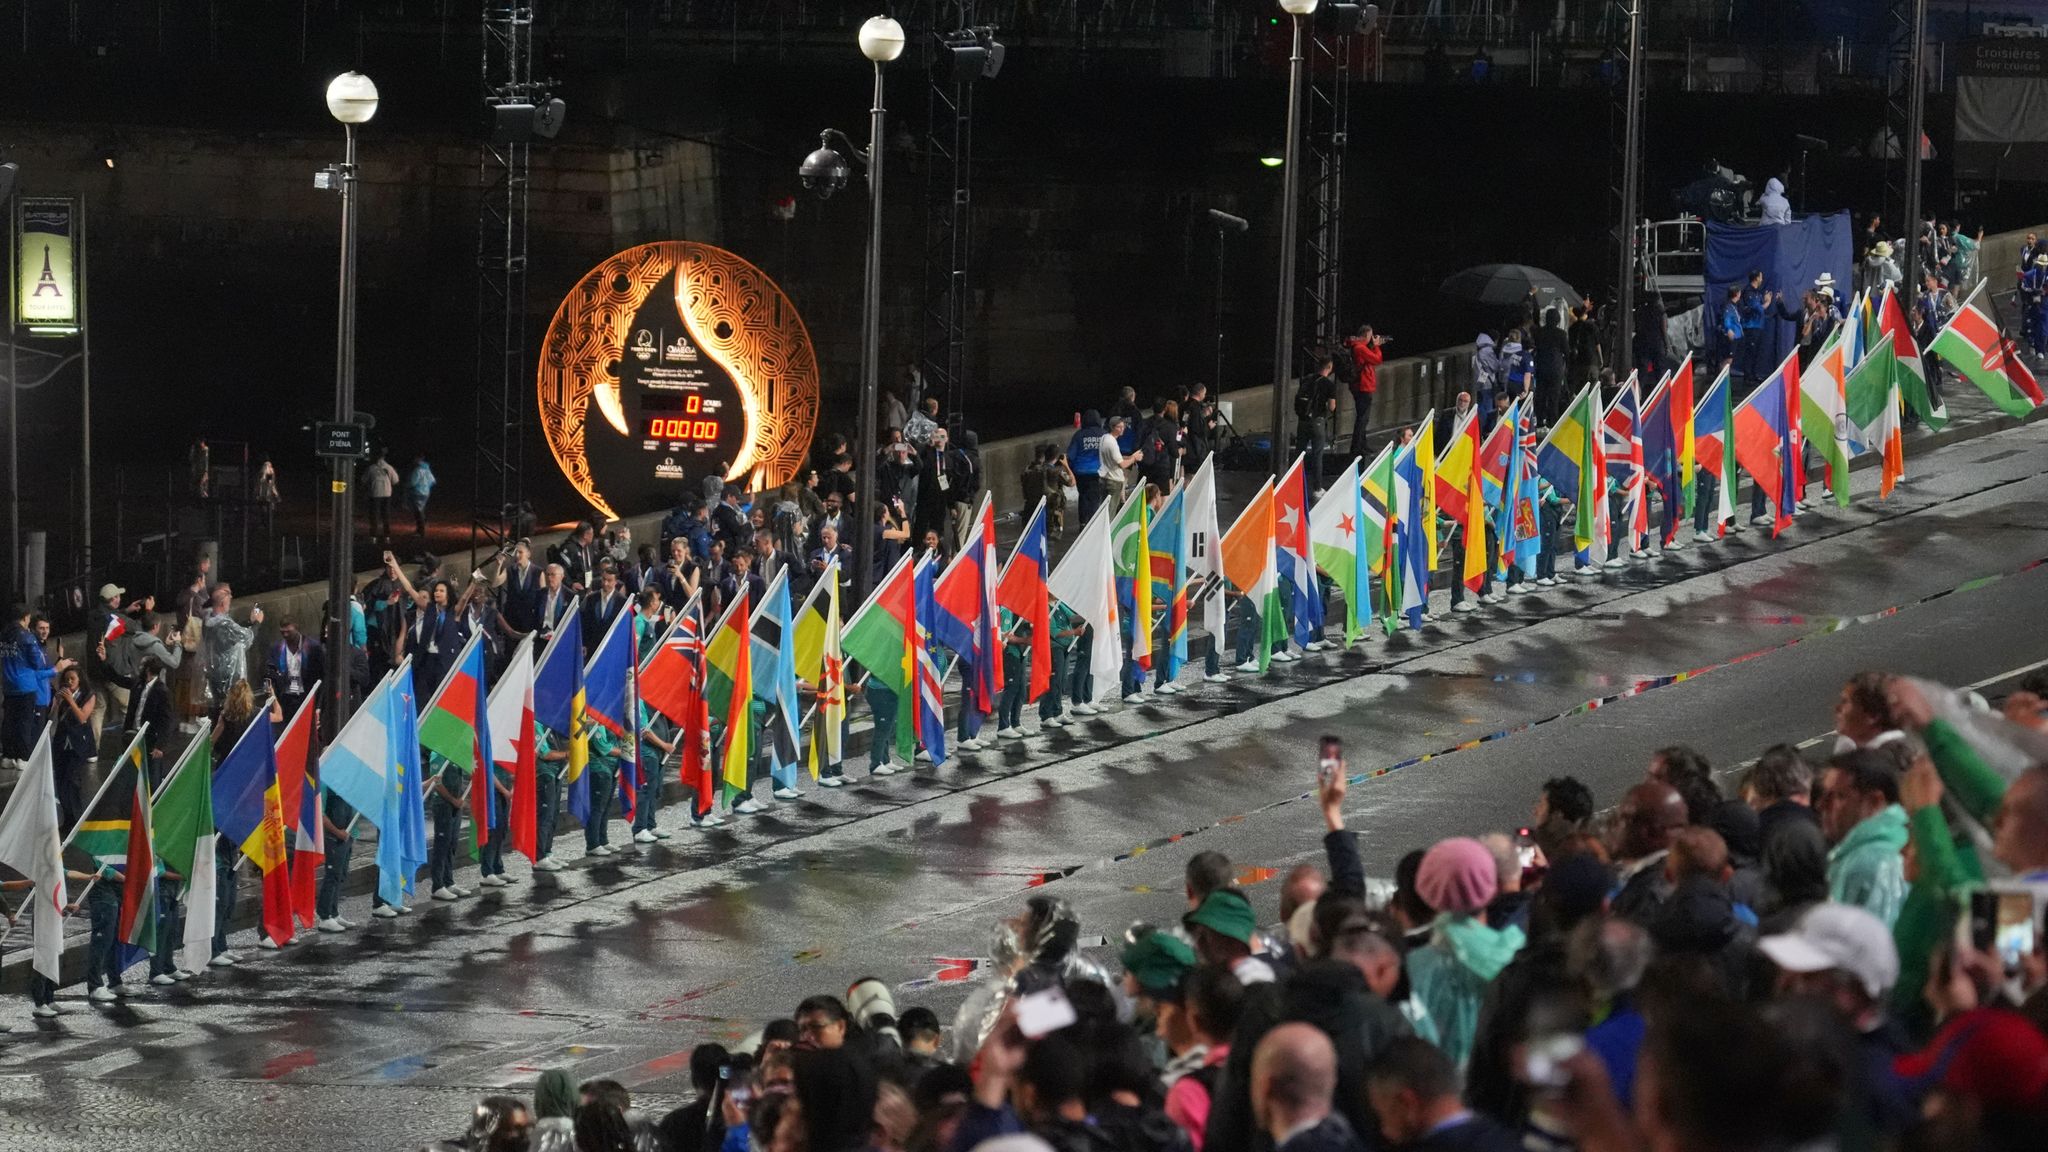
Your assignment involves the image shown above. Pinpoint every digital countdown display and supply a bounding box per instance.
[538,242,821,520]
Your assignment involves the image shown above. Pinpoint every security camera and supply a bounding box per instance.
[800,146,850,198]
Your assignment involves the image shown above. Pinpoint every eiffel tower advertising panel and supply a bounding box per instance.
[16,197,79,331]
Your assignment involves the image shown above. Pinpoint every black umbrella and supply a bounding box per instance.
[1438,263,1581,310]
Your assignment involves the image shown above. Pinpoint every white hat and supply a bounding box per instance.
[1758,902,1899,1000]
[1814,272,1837,288]
[2035,253,2048,268]
[98,583,124,600]
[1873,240,1893,258]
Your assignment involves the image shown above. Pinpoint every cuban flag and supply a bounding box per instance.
[1275,454,1323,647]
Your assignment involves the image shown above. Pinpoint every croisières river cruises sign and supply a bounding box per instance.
[539,241,821,520]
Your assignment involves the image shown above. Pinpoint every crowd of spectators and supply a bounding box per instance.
[424,669,2048,1152]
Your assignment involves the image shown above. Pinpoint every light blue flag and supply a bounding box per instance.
[750,571,803,789]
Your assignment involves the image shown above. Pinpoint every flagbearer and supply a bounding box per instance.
[632,701,675,844]
[149,862,187,985]
[1040,603,1084,728]
[533,720,570,870]
[865,676,901,776]
[80,861,127,1004]
[583,719,622,855]
[477,755,516,887]
[996,609,1030,739]
[317,795,357,930]
[426,753,471,901]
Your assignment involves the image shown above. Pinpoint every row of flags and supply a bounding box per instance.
[4,280,2038,980]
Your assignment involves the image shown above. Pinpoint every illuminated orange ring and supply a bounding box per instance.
[537,241,821,520]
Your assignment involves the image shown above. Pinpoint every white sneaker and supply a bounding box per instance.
[915,748,935,761]
[336,917,357,929]
[317,918,347,933]
[653,829,673,840]
[772,786,801,800]
[478,874,506,887]
[371,904,401,919]
[1157,682,1183,696]
[451,885,473,897]
[818,775,846,788]
[1508,583,1533,595]
[1663,539,1686,551]
[694,812,727,828]
[1304,640,1329,652]
[534,857,563,873]
[432,887,459,902]
[592,845,617,857]
[257,937,280,950]
[173,969,195,981]
[1484,591,1509,604]
[1122,692,1144,704]
[88,987,116,1004]
[1750,514,1774,526]
[957,738,985,752]
[998,726,1025,739]
[32,1004,59,1018]
[1630,548,1651,560]
[1072,703,1099,716]
[1235,659,1261,673]
[1272,650,1300,663]
[733,798,764,814]
[633,829,657,844]
[870,762,899,776]
[1602,557,1627,569]
[1204,672,1231,684]
[1451,600,1478,614]
[208,953,236,968]
[1045,715,1070,727]
[395,904,414,915]
[1534,577,1556,587]
[150,973,176,986]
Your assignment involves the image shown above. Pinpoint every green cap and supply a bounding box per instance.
[1120,930,1197,995]
[1184,889,1257,945]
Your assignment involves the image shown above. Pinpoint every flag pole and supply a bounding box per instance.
[59,723,149,851]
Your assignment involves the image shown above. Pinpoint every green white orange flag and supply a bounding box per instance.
[1929,279,2046,419]
[1219,478,1283,671]
[1798,327,1854,507]
[1845,332,1905,499]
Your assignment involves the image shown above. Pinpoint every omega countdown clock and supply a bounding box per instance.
[538,241,821,520]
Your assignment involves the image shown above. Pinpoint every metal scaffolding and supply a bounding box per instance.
[473,3,535,554]
[921,3,979,425]
[1301,7,1355,358]
[1607,0,1644,371]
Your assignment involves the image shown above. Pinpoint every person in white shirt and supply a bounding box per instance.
[1100,415,1139,510]
[361,451,401,542]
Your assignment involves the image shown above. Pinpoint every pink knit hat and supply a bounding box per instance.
[1417,837,1499,915]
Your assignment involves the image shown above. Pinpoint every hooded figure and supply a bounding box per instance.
[1760,177,1792,226]
[1404,838,1527,1071]
[532,1068,580,1152]
[949,895,1119,1062]
[1471,333,1501,406]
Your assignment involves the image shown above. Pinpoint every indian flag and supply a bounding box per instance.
[1798,327,1854,506]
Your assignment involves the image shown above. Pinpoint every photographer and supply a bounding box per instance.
[1342,324,1387,453]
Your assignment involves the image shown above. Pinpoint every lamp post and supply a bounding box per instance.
[1269,0,1317,477]
[322,71,377,742]
[806,16,904,604]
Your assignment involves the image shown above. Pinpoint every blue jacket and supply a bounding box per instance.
[1,621,58,701]
[1066,416,1107,477]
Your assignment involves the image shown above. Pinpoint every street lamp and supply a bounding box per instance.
[804,16,904,604]
[320,70,376,742]
[1269,0,1317,475]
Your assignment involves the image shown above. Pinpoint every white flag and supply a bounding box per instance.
[0,726,67,982]
[1047,499,1124,705]
[1182,455,1226,645]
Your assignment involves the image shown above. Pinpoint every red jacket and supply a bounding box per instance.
[1346,337,1383,394]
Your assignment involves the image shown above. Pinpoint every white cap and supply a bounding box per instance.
[1758,902,1898,1000]
[98,583,125,600]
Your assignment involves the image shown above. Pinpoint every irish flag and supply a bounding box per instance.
[1930,279,2046,419]
[1220,479,1283,671]
[1846,332,1906,499]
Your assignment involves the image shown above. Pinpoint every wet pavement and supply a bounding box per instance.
[4,419,2048,1150]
